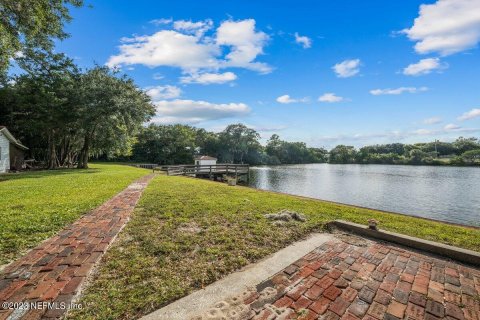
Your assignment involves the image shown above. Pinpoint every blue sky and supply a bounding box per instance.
[54,0,480,148]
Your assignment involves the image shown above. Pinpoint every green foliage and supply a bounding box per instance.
[69,175,480,319]
[329,145,357,164]
[266,134,327,164]
[0,0,83,74]
[0,51,80,168]
[219,124,262,163]
[453,137,480,154]
[131,125,328,165]
[0,60,155,168]
[0,163,149,264]
[330,137,480,166]
[461,149,480,163]
[75,66,155,168]
[132,124,198,164]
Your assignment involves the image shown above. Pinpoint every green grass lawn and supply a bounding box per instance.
[0,163,149,265]
[69,174,480,320]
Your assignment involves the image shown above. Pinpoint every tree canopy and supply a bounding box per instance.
[329,137,480,165]
[130,124,328,166]
[0,55,155,169]
[0,0,83,75]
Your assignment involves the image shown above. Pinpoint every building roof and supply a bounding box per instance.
[194,155,217,160]
[0,126,29,150]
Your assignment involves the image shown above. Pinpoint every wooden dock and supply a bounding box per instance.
[154,164,250,183]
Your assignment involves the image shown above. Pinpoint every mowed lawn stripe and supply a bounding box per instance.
[68,174,480,320]
[0,163,149,265]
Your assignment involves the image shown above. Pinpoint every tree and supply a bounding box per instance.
[461,149,480,163]
[308,147,329,163]
[329,145,357,164]
[76,67,155,168]
[408,149,429,165]
[132,124,197,164]
[453,137,480,155]
[0,0,83,74]
[0,51,80,168]
[266,134,327,164]
[1,56,154,169]
[219,124,261,163]
[195,128,221,158]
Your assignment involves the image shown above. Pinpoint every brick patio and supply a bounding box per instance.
[193,235,480,320]
[0,174,154,320]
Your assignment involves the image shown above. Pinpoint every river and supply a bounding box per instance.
[248,164,480,227]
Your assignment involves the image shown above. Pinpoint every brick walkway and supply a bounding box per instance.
[0,174,154,320]
[193,235,480,320]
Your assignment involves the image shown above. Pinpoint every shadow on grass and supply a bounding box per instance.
[0,168,101,182]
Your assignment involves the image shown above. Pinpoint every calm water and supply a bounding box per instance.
[249,164,480,227]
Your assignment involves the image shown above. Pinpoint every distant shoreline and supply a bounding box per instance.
[251,162,480,168]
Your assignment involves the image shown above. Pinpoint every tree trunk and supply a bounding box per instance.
[47,132,59,169]
[77,134,90,169]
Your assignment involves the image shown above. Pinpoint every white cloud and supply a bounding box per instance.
[173,19,213,37]
[332,59,361,78]
[458,108,480,121]
[402,0,480,56]
[180,72,237,85]
[444,123,461,130]
[150,18,172,25]
[153,99,250,124]
[294,32,312,48]
[318,93,344,103]
[216,19,271,73]
[107,19,271,74]
[276,94,308,104]
[370,87,428,95]
[107,30,220,71]
[145,85,182,100]
[423,117,442,124]
[403,58,447,76]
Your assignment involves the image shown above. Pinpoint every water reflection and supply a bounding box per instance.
[249,164,480,227]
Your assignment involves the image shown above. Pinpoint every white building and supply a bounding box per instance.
[194,155,217,166]
[0,126,29,173]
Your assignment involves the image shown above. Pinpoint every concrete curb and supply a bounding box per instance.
[330,220,480,266]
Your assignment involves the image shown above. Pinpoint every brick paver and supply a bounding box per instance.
[192,235,480,320]
[0,174,154,320]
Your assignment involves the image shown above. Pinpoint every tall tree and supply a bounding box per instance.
[0,51,80,168]
[219,124,261,163]
[0,0,83,74]
[329,145,357,164]
[132,124,197,164]
[76,67,155,168]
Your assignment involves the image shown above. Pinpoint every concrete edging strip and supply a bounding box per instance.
[331,220,480,266]
[141,233,333,320]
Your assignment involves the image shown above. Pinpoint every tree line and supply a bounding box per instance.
[329,138,480,166]
[122,124,480,166]
[126,124,328,165]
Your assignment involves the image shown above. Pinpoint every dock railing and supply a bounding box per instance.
[154,164,249,181]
